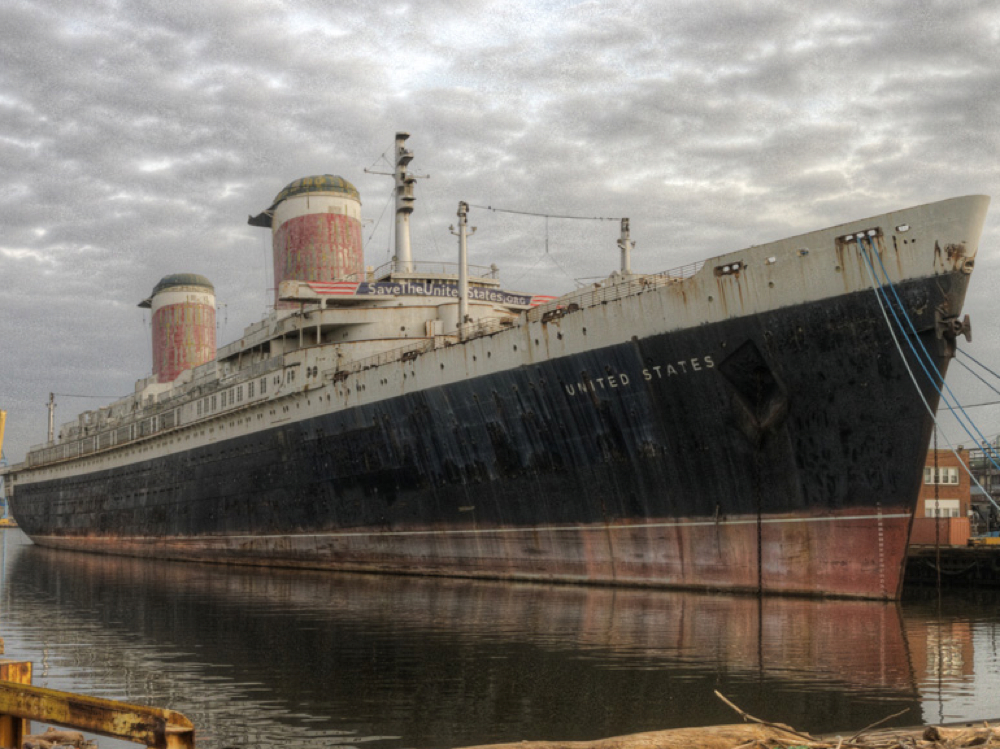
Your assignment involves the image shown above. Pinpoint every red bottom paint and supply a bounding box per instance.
[34,506,911,599]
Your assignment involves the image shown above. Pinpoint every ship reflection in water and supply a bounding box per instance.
[0,530,997,749]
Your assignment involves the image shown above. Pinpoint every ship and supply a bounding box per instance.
[2,133,991,599]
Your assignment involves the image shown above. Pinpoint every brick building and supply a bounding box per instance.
[909,448,971,546]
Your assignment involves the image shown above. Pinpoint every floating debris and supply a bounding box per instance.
[451,693,996,749]
[21,727,96,749]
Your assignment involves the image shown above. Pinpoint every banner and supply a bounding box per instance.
[307,280,557,308]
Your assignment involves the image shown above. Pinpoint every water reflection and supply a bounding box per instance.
[0,530,965,749]
[901,590,1000,725]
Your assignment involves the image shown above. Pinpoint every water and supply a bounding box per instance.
[1,529,998,749]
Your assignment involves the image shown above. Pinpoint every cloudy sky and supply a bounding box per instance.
[1,0,999,463]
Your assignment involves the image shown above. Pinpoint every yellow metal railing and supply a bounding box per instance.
[0,657,194,749]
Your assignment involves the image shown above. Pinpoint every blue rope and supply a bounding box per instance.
[954,356,1000,399]
[959,349,1000,384]
[856,237,1000,514]
[864,236,1000,462]
[858,236,945,387]
[858,235,1000,474]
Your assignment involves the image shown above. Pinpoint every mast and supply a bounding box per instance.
[0,409,6,519]
[47,393,56,445]
[364,132,429,275]
[393,132,415,274]
[450,202,477,340]
[618,218,634,276]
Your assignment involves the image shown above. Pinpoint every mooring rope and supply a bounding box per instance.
[856,235,1000,513]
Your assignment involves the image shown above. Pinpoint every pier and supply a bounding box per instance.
[905,543,1000,587]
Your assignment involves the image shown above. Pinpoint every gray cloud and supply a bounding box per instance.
[1,0,998,461]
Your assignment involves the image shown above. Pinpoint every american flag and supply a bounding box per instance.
[529,295,559,307]
[308,281,361,296]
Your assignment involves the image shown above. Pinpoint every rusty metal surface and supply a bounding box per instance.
[0,681,193,749]
[31,506,912,599]
[0,659,32,749]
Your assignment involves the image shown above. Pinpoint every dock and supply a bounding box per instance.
[905,543,1000,587]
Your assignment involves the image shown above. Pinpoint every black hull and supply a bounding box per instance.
[11,274,963,597]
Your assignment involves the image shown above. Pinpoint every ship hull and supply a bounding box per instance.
[28,509,911,598]
[12,272,960,599]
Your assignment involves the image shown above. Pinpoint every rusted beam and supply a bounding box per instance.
[0,659,33,749]
[0,681,193,749]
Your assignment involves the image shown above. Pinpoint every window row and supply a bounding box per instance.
[925,498,961,518]
[196,377,269,417]
[923,466,960,485]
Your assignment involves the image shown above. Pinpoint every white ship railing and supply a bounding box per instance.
[369,260,499,280]
[461,317,516,339]
[525,260,705,324]
[26,356,289,467]
[332,340,434,380]
[328,317,518,383]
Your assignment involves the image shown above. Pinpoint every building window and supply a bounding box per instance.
[924,467,959,485]
[248,381,254,398]
[261,378,267,394]
[238,385,243,402]
[925,498,960,518]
